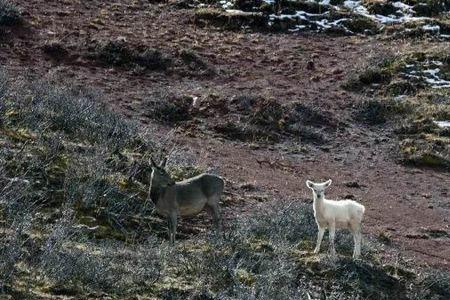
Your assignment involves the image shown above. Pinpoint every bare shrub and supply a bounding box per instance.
[143,90,193,124]
[0,157,41,292]
[39,210,162,295]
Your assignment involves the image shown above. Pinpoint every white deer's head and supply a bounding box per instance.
[306,179,332,199]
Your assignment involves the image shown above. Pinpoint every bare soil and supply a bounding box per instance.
[1,0,449,269]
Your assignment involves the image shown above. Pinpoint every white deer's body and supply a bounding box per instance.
[307,180,365,258]
[149,158,224,244]
[313,198,365,229]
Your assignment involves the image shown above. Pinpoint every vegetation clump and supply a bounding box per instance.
[346,52,450,171]
[413,0,450,17]
[41,40,69,58]
[143,91,194,123]
[92,40,172,71]
[399,134,450,171]
[234,0,263,11]
[341,16,380,34]
[355,99,394,125]
[194,8,268,30]
[179,49,216,76]
[363,0,397,16]
[204,95,332,144]
[0,0,21,26]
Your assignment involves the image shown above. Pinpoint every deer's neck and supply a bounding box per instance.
[313,193,325,213]
[150,185,165,204]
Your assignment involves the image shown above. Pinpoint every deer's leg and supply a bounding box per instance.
[329,222,336,256]
[167,217,172,243]
[205,203,221,232]
[168,213,177,245]
[206,196,222,232]
[314,226,325,254]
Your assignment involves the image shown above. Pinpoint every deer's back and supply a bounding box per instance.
[171,174,224,216]
[177,173,224,197]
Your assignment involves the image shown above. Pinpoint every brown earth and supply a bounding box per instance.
[1,0,449,269]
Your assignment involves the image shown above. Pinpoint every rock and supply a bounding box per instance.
[405,233,429,239]
[344,181,362,188]
[239,182,258,191]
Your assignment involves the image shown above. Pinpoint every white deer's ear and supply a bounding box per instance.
[324,179,332,187]
[306,180,313,189]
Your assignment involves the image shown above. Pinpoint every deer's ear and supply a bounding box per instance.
[324,179,332,188]
[306,180,314,189]
[159,157,168,168]
[150,156,157,167]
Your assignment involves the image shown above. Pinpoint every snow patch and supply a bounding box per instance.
[434,121,450,128]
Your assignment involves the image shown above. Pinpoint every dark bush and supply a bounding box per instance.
[359,68,391,85]
[144,92,193,124]
[180,49,216,76]
[414,0,450,17]
[356,99,391,125]
[93,40,171,71]
[282,0,330,14]
[365,1,397,16]
[136,48,172,71]
[234,0,263,11]
[285,102,333,127]
[341,16,380,34]
[194,8,268,30]
[249,98,283,128]
[0,0,21,26]
[344,67,392,91]
[42,40,69,58]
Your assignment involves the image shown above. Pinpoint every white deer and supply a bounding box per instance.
[148,157,224,244]
[306,179,365,258]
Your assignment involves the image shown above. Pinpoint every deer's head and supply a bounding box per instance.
[150,156,175,188]
[306,179,332,199]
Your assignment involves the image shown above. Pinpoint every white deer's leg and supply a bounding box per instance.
[314,226,325,254]
[351,223,362,258]
[352,231,358,258]
[329,222,336,256]
[354,226,362,259]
